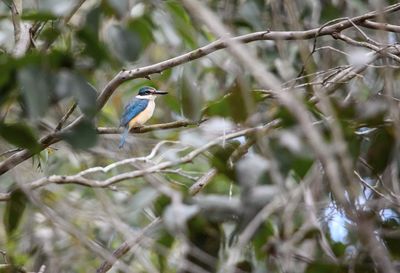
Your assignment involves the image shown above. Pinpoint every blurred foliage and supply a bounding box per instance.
[0,0,399,272]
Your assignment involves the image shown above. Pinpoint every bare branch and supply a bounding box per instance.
[0,120,279,201]
[0,120,202,176]
[96,3,400,110]
[96,119,202,134]
[8,0,20,44]
[95,217,162,273]
[0,3,399,175]
[63,0,86,24]
[78,140,176,176]
[332,31,400,63]
[55,102,77,131]
[361,20,400,33]
[4,0,32,57]
[189,168,217,195]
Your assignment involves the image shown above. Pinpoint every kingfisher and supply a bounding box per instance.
[119,86,168,148]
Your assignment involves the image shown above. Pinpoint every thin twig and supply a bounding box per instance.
[189,168,217,195]
[361,20,400,33]
[78,140,176,176]
[95,217,162,273]
[0,3,400,175]
[55,102,77,131]
[2,121,278,199]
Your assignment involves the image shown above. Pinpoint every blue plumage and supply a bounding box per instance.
[120,99,149,127]
[118,127,130,149]
[119,99,149,149]
[118,86,168,149]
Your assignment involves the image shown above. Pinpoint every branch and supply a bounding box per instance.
[189,168,217,195]
[63,0,86,24]
[40,0,87,50]
[77,140,175,176]
[95,217,161,273]
[96,3,400,110]
[0,3,399,175]
[332,31,400,63]
[0,120,278,200]
[96,119,202,134]
[55,102,77,131]
[361,20,400,33]
[8,0,20,44]
[5,0,32,57]
[0,120,201,177]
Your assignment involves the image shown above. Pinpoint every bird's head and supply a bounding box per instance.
[137,86,168,99]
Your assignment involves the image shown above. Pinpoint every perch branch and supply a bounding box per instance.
[96,119,202,134]
[0,3,399,175]
[0,120,279,201]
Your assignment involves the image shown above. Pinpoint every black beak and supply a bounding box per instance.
[153,90,168,95]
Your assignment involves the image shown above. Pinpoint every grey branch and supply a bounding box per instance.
[95,218,162,273]
[0,3,399,175]
[0,120,279,201]
[97,119,202,134]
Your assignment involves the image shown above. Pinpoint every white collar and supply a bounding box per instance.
[136,94,157,100]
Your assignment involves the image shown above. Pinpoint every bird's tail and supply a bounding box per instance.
[118,127,129,149]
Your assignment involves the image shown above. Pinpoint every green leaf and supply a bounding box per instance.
[56,71,97,117]
[165,1,197,48]
[382,215,400,258]
[235,261,252,273]
[180,70,202,120]
[153,195,171,216]
[0,122,41,153]
[21,11,57,21]
[306,262,345,273]
[202,93,231,118]
[186,216,221,272]
[320,3,341,22]
[356,98,388,126]
[210,141,240,179]
[236,1,263,30]
[155,230,175,272]
[274,105,298,128]
[270,138,314,179]
[163,94,181,114]
[77,29,109,64]
[156,230,175,248]
[127,16,155,48]
[18,65,51,119]
[61,119,98,149]
[4,189,28,237]
[253,220,275,260]
[85,5,101,34]
[40,27,62,46]
[71,75,98,118]
[47,50,74,69]
[106,24,142,63]
[105,0,129,18]
[0,54,16,106]
[203,78,255,123]
[366,125,395,173]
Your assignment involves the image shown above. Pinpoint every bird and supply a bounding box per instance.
[119,86,168,148]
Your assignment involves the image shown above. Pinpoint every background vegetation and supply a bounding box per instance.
[0,0,400,272]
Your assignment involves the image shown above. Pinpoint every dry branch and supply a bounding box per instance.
[0,3,399,175]
[96,119,201,134]
[0,120,279,201]
[95,218,162,273]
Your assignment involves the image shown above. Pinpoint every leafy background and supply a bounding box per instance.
[0,0,400,272]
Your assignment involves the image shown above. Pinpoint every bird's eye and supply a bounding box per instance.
[146,91,151,94]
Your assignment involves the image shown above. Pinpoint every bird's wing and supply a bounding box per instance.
[120,99,149,127]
